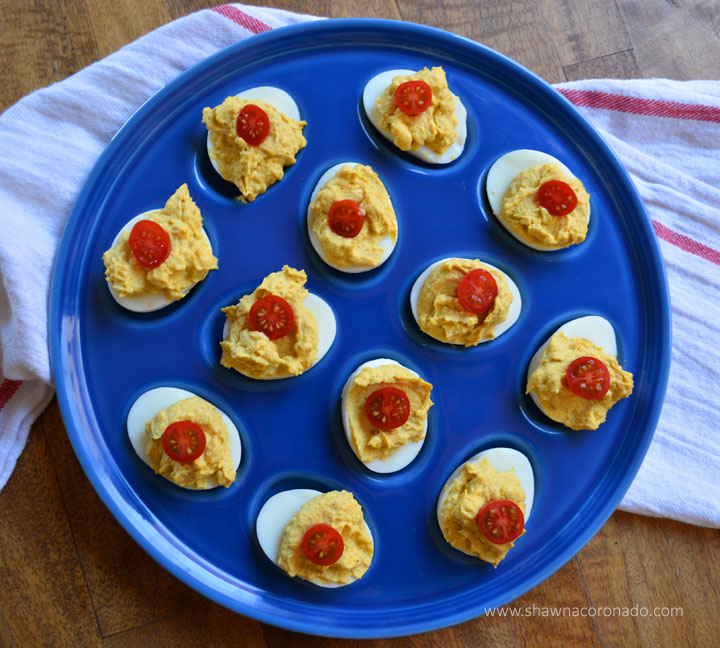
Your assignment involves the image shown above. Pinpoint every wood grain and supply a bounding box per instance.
[261,624,355,648]
[0,404,101,648]
[564,50,642,83]
[1,1,719,646]
[536,0,632,67]
[102,599,267,648]
[510,559,601,648]
[398,1,565,83]
[43,401,202,637]
[579,512,720,647]
[84,0,172,58]
[617,0,720,79]
[0,0,97,108]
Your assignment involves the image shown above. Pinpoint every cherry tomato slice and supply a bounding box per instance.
[565,356,610,400]
[236,104,270,146]
[161,420,206,463]
[128,219,171,269]
[537,179,578,216]
[476,500,525,545]
[328,199,365,238]
[301,523,344,566]
[364,387,410,431]
[248,294,295,340]
[457,268,498,316]
[394,80,433,115]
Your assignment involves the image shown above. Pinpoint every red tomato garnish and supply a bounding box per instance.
[248,294,295,340]
[394,80,433,115]
[457,268,498,317]
[328,199,365,238]
[537,180,578,216]
[236,104,270,146]
[565,356,610,400]
[301,523,344,566]
[161,420,206,463]
[364,387,410,431]
[476,500,524,545]
[128,220,171,269]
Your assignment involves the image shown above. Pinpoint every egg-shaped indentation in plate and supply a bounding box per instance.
[106,212,213,313]
[341,358,427,473]
[221,292,336,380]
[206,86,301,174]
[436,447,535,555]
[362,69,468,164]
[306,162,397,273]
[409,258,522,342]
[126,386,242,489]
[485,149,590,251]
[526,315,617,412]
[256,489,373,588]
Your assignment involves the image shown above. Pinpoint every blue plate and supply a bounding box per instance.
[48,19,671,638]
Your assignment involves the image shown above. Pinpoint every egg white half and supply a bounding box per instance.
[485,149,590,251]
[341,358,427,473]
[256,489,373,588]
[526,315,618,412]
[207,86,301,174]
[126,386,242,490]
[437,447,535,556]
[362,69,468,164]
[306,162,397,273]
[409,258,522,342]
[106,212,213,313]
[221,292,336,380]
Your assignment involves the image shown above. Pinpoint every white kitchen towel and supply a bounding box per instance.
[1,4,718,526]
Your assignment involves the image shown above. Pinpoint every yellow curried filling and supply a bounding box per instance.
[377,67,458,155]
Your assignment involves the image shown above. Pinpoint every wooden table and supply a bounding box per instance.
[1,1,719,646]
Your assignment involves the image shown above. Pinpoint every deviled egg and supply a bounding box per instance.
[437,447,534,567]
[220,266,336,380]
[126,386,241,489]
[486,149,590,251]
[307,162,398,272]
[410,257,522,346]
[341,358,433,473]
[256,489,374,587]
[526,316,634,430]
[362,67,467,164]
[202,87,306,202]
[103,184,217,313]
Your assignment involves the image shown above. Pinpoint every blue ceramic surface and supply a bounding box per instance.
[48,19,671,638]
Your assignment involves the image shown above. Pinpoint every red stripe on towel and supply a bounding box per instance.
[0,380,22,413]
[211,5,272,34]
[558,88,720,124]
[653,221,720,267]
